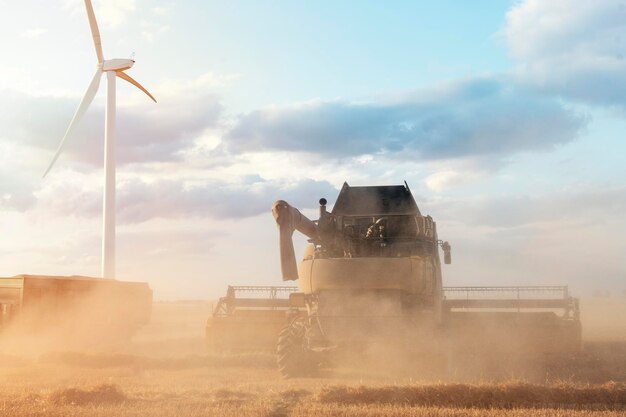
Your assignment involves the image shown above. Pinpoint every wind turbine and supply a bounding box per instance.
[44,0,156,279]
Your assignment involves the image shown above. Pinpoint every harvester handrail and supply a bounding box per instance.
[443,285,570,298]
[443,299,572,309]
[442,285,578,320]
[213,286,299,317]
[444,285,568,292]
[226,285,298,295]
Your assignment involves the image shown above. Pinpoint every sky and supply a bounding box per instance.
[0,0,624,299]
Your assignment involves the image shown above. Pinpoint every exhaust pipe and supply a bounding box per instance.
[272,200,318,281]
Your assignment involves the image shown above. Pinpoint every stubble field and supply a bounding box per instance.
[0,297,624,417]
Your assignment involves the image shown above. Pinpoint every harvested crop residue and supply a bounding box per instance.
[318,382,626,409]
[48,384,127,406]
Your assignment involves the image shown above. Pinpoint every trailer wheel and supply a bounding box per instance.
[276,317,315,378]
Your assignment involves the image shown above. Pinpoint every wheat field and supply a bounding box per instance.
[0,298,624,417]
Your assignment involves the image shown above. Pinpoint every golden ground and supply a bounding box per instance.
[0,298,624,417]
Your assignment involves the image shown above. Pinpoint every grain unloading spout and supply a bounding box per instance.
[272,200,319,281]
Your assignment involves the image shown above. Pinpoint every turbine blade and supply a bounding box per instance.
[115,71,157,103]
[43,70,102,178]
[84,0,104,63]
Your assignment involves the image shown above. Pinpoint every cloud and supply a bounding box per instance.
[21,28,46,39]
[34,175,337,223]
[0,72,223,167]
[141,24,170,42]
[426,185,626,229]
[223,77,587,161]
[65,0,136,27]
[504,0,626,107]
[0,142,41,211]
[424,169,483,192]
[117,177,336,223]
[98,0,136,27]
[0,172,36,211]
[425,186,626,293]
[151,5,172,17]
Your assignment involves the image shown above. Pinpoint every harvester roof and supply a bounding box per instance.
[331,182,421,216]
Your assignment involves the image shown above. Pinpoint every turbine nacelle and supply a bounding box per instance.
[102,59,135,72]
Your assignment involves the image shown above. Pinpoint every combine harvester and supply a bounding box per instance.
[0,275,152,348]
[207,183,581,377]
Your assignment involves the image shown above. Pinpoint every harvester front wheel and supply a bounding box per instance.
[276,317,315,378]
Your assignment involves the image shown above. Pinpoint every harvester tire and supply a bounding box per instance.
[276,317,315,378]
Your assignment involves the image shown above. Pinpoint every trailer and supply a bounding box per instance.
[0,275,152,347]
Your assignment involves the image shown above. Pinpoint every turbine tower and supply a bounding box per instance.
[44,0,156,278]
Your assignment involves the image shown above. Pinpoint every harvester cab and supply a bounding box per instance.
[273,182,450,286]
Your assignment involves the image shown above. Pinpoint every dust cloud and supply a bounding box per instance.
[0,280,623,383]
[0,289,623,416]
[285,291,626,384]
